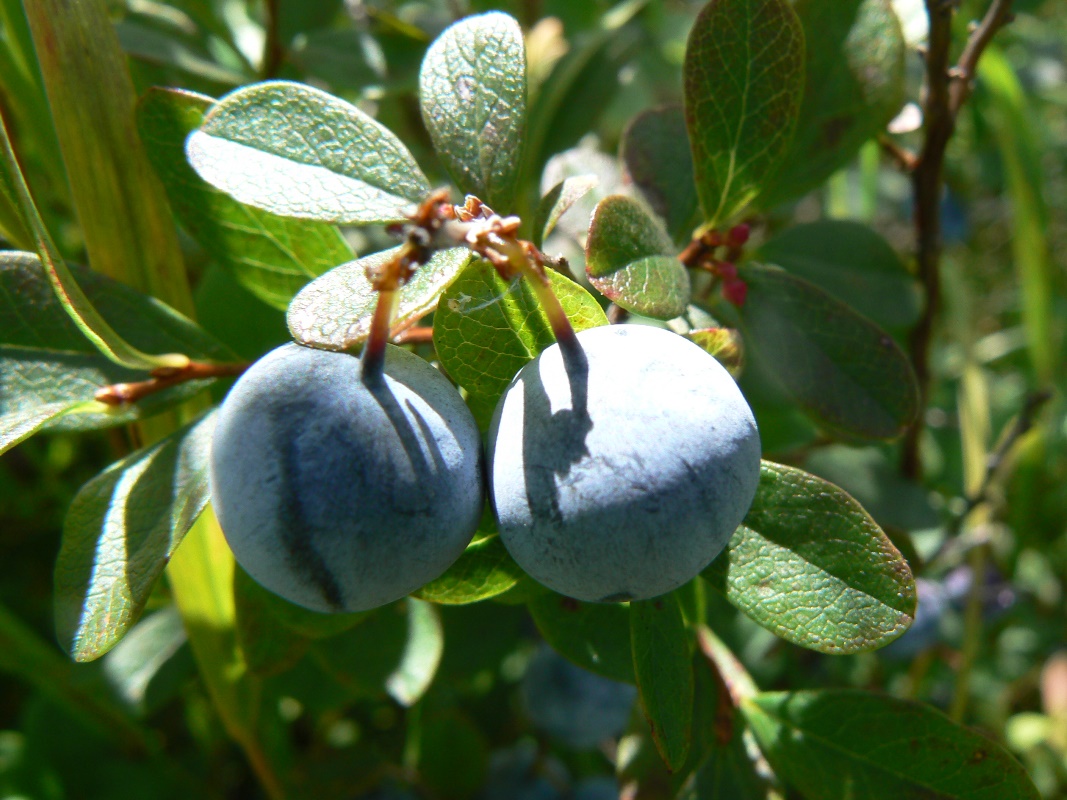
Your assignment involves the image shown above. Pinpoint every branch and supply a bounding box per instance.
[949,0,1017,114]
[900,0,1016,479]
[95,361,249,405]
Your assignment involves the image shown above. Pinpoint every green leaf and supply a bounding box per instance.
[0,251,233,436]
[684,328,743,375]
[528,592,634,684]
[167,510,270,765]
[419,11,526,212]
[0,112,183,370]
[287,246,473,350]
[617,647,729,797]
[743,690,1041,800]
[757,0,906,209]
[307,599,443,707]
[631,595,693,772]
[414,534,525,605]
[54,411,217,661]
[137,88,353,310]
[232,566,367,676]
[620,106,700,243]
[803,445,938,532]
[187,80,431,224]
[533,175,599,247]
[433,259,608,411]
[703,460,916,654]
[737,262,919,440]
[100,607,190,717]
[115,21,250,87]
[585,195,690,319]
[0,401,96,458]
[22,0,195,316]
[233,565,367,641]
[683,0,805,227]
[757,220,920,331]
[979,48,1056,383]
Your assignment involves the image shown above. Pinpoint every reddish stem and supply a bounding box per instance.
[95,361,249,405]
[361,289,398,382]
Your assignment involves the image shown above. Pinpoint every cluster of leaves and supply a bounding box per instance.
[0,0,1063,798]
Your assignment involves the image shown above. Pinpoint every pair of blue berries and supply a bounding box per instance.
[209,324,762,613]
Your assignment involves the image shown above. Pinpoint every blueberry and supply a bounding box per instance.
[488,325,761,602]
[210,343,484,613]
[520,645,636,749]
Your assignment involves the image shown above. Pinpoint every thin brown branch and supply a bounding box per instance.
[391,326,434,344]
[95,361,249,406]
[261,0,285,78]
[901,0,1015,479]
[878,134,920,172]
[950,0,1017,114]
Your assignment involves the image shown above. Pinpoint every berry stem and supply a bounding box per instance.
[361,287,398,382]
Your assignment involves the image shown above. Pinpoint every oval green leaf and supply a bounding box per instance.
[187,80,430,224]
[419,11,526,212]
[414,534,525,605]
[737,262,919,440]
[620,106,700,243]
[757,220,920,331]
[703,460,916,654]
[0,252,233,436]
[307,599,443,708]
[287,246,474,350]
[631,594,694,772]
[55,411,217,661]
[586,195,689,319]
[683,0,805,227]
[757,0,906,209]
[743,690,1041,800]
[138,88,353,310]
[433,259,608,411]
[528,592,634,684]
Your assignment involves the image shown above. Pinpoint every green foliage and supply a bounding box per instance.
[704,461,916,653]
[585,194,690,319]
[186,81,430,223]
[137,88,353,310]
[683,0,805,227]
[736,262,920,439]
[419,12,527,212]
[288,246,473,350]
[0,0,1059,797]
[55,412,216,661]
[744,690,1042,799]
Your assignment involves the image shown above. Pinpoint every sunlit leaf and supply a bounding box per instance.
[55,412,217,661]
[585,195,690,319]
[704,460,916,654]
[138,88,353,310]
[287,246,473,350]
[419,12,526,212]
[187,81,430,224]
[683,0,804,226]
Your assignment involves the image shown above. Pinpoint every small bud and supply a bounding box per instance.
[726,223,750,247]
[715,261,738,281]
[722,278,748,307]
